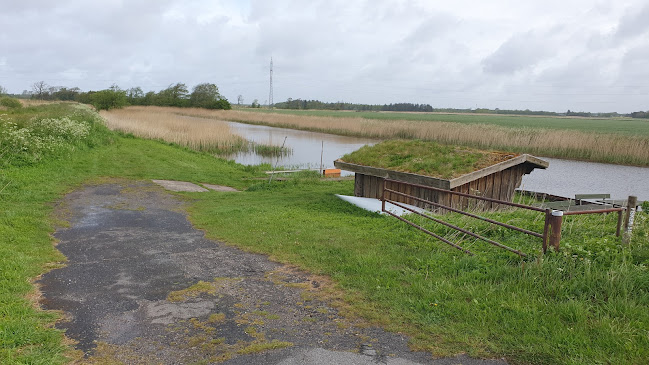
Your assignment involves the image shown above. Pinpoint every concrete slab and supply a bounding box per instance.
[201,183,240,192]
[335,195,426,217]
[152,179,208,192]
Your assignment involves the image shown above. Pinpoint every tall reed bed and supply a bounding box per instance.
[101,107,250,155]
[171,108,649,166]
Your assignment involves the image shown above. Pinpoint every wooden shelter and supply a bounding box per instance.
[334,154,549,211]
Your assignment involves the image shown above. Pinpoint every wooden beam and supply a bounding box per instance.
[334,160,451,189]
[448,154,548,189]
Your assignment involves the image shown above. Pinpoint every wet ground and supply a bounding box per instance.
[39,180,507,364]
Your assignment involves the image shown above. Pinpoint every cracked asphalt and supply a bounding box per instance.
[39,181,507,365]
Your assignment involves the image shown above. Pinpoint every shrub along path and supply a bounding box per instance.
[39,180,505,365]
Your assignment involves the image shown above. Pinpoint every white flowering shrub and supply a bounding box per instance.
[0,114,93,167]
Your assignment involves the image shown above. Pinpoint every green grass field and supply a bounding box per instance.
[2,103,648,364]
[250,108,649,137]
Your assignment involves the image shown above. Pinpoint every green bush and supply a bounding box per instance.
[204,99,232,110]
[90,89,127,111]
[641,200,649,213]
[0,97,22,109]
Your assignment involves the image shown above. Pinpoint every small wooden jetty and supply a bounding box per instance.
[335,154,549,210]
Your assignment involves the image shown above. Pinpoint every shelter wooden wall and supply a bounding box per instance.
[355,164,531,211]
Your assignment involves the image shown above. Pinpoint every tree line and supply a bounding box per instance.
[2,82,646,117]
[272,98,634,117]
[273,99,434,112]
[13,81,231,111]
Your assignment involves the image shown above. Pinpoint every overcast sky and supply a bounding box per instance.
[1,0,648,112]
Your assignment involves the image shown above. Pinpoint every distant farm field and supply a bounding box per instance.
[248,108,649,137]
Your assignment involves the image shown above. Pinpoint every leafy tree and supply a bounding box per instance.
[0,84,7,95]
[127,87,144,105]
[142,91,156,106]
[189,83,222,108]
[90,89,127,111]
[157,83,189,107]
[251,99,260,108]
[53,87,81,101]
[631,111,649,119]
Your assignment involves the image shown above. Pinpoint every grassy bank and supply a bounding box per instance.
[169,107,649,167]
[2,104,648,364]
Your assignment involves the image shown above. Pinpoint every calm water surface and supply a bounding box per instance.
[521,157,649,201]
[224,121,376,175]
[225,121,649,200]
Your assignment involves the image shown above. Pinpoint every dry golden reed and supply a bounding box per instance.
[173,108,649,166]
[100,106,248,154]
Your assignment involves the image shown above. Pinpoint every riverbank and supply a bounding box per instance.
[2,103,648,364]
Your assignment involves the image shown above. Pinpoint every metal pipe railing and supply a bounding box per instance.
[387,199,527,257]
[381,179,627,255]
[385,188,544,238]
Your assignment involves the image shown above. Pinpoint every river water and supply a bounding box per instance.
[520,157,649,201]
[224,121,649,200]
[224,121,377,174]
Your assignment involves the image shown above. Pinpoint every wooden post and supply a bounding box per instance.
[616,210,623,237]
[549,210,563,252]
[542,209,551,253]
[623,196,638,245]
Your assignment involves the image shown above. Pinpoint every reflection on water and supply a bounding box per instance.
[223,121,377,175]
[221,120,648,200]
[522,157,649,201]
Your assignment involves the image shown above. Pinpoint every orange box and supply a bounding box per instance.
[322,169,341,177]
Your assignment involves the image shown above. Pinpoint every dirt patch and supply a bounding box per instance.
[39,181,507,364]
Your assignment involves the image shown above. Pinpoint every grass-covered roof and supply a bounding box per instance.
[340,140,518,179]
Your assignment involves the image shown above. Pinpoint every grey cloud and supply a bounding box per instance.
[402,15,460,46]
[481,32,554,74]
[615,3,649,39]
[617,44,649,85]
